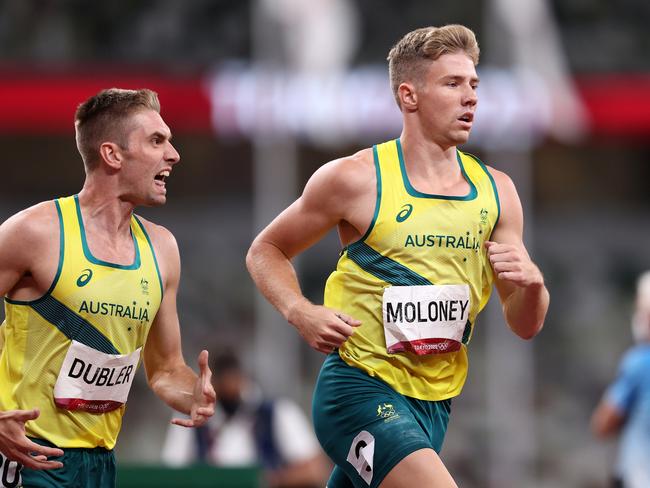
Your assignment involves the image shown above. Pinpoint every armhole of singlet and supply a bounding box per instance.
[465,152,501,228]
[133,215,164,297]
[5,199,65,305]
[346,144,382,248]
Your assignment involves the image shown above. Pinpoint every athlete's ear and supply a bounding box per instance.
[99,142,123,170]
[398,82,418,112]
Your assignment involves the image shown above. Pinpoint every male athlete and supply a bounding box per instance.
[247,25,549,487]
[0,88,216,488]
[592,271,650,488]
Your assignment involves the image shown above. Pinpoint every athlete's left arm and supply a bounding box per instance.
[141,222,216,427]
[485,169,549,339]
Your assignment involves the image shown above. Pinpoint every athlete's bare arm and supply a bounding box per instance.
[0,203,65,469]
[139,219,215,427]
[246,149,376,353]
[591,397,625,438]
[0,202,60,301]
[485,168,549,339]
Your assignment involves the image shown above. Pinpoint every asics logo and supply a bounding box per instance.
[396,204,413,222]
[76,269,93,287]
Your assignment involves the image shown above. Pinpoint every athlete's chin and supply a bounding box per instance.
[142,194,167,207]
[450,131,471,145]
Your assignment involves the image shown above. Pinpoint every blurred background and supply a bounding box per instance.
[1,0,650,486]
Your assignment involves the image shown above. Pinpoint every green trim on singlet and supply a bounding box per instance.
[30,294,120,354]
[396,139,478,201]
[353,144,383,244]
[465,152,501,227]
[5,200,66,306]
[74,195,141,270]
[461,320,472,344]
[133,215,164,297]
[346,241,432,286]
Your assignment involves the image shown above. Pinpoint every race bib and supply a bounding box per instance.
[53,340,141,414]
[382,284,470,355]
[0,452,22,488]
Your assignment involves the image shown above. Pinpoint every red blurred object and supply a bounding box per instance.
[575,74,650,137]
[1,72,650,138]
[0,73,212,134]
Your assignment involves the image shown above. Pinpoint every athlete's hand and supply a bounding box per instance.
[485,241,544,288]
[0,408,64,470]
[171,350,216,428]
[288,302,361,354]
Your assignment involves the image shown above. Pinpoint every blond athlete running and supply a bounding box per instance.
[0,89,215,488]
[247,25,549,487]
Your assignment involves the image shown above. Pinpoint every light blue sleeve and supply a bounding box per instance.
[606,349,643,414]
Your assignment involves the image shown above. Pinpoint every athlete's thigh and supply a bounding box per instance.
[379,448,457,488]
[313,355,433,488]
[18,467,62,488]
[327,465,355,488]
[19,445,115,488]
[0,450,64,488]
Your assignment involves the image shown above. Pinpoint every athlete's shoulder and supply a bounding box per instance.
[481,164,523,234]
[0,200,59,242]
[474,162,517,201]
[307,147,375,193]
[0,201,60,276]
[622,345,650,371]
[132,215,178,257]
[133,215,179,288]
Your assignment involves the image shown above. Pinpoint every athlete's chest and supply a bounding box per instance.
[55,264,158,329]
[371,198,494,260]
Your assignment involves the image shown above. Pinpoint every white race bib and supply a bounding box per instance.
[53,340,141,414]
[0,451,22,488]
[382,284,470,355]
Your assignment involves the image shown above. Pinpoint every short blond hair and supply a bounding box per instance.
[387,25,480,108]
[74,88,160,170]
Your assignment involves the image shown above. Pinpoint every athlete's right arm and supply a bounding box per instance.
[246,152,375,353]
[0,209,38,297]
[0,204,65,469]
[0,410,64,469]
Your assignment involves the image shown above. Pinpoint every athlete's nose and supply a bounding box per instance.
[463,84,478,107]
[166,142,180,166]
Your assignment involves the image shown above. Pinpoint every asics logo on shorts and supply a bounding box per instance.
[396,204,413,222]
[76,268,93,287]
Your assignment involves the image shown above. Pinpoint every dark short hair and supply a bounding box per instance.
[74,88,160,170]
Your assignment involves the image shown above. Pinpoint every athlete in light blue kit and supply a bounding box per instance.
[592,271,650,488]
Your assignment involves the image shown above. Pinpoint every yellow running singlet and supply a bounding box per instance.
[324,139,500,401]
[0,195,163,449]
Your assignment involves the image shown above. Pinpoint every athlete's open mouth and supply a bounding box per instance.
[154,170,170,183]
[458,113,473,123]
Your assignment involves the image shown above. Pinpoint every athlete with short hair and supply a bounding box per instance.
[247,25,549,487]
[0,88,216,488]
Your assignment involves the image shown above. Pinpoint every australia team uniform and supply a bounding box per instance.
[312,139,500,487]
[0,195,162,488]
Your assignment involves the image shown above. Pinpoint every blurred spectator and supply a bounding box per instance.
[591,271,650,488]
[161,350,329,488]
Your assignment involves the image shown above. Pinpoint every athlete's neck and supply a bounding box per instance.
[399,131,458,168]
[77,186,134,239]
[398,133,468,196]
